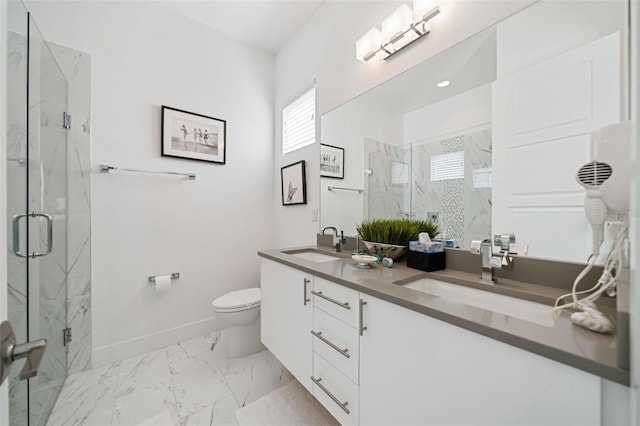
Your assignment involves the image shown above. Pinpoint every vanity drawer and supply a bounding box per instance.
[312,353,359,426]
[312,277,359,327]
[312,307,359,384]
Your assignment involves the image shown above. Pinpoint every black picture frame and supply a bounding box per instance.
[320,143,344,179]
[161,105,226,164]
[281,160,307,206]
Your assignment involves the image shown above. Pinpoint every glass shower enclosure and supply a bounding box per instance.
[362,129,492,250]
[7,1,70,424]
[364,141,412,221]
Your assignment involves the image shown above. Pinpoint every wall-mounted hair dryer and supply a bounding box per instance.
[553,121,631,334]
[575,121,630,257]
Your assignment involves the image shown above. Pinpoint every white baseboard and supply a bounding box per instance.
[92,316,221,368]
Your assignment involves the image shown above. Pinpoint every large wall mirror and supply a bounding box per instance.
[320,0,628,264]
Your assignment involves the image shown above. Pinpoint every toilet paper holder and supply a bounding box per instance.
[148,273,180,284]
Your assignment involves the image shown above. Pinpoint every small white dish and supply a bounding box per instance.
[352,254,378,269]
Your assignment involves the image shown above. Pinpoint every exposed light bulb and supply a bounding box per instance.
[436,80,451,88]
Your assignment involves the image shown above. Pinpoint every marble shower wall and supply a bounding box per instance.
[363,138,411,221]
[48,41,92,376]
[412,128,492,248]
[362,130,491,248]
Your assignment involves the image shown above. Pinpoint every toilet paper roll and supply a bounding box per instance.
[154,275,172,292]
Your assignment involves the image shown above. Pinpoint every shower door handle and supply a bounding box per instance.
[0,321,47,385]
[12,212,53,259]
[29,212,53,258]
[12,213,28,258]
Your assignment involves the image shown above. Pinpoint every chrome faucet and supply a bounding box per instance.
[352,234,365,255]
[322,227,346,252]
[470,238,514,285]
[494,233,516,252]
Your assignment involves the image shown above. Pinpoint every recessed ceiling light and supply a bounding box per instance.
[436,80,451,88]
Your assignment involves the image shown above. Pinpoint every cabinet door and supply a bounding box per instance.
[260,259,313,391]
[359,295,601,426]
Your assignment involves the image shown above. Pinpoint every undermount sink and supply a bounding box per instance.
[403,278,556,327]
[284,250,341,263]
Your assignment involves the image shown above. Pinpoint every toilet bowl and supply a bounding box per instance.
[212,287,265,358]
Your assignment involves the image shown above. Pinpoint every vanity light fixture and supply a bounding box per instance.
[436,80,451,88]
[356,0,441,62]
[356,27,389,62]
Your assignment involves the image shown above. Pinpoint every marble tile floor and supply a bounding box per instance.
[45,332,294,426]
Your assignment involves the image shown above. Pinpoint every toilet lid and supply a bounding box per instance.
[212,287,261,310]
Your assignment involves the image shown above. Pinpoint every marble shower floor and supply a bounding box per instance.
[45,332,294,426]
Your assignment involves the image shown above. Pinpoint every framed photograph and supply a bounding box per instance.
[161,105,226,164]
[281,160,307,206]
[320,144,344,179]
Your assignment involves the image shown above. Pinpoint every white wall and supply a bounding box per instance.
[320,97,403,236]
[404,84,492,144]
[496,0,627,78]
[273,0,536,249]
[496,0,628,121]
[25,1,275,366]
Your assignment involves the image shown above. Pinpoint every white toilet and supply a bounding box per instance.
[211,287,265,358]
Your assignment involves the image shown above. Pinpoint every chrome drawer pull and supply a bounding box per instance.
[311,376,350,414]
[311,330,350,358]
[303,278,311,306]
[359,299,367,336]
[311,291,351,310]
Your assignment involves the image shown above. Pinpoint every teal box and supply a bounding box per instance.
[409,241,443,253]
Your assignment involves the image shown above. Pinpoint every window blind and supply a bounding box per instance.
[472,167,492,188]
[283,86,316,155]
[392,161,409,185]
[431,151,465,181]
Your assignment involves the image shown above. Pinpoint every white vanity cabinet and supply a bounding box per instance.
[260,260,362,424]
[311,277,363,425]
[260,259,314,391]
[358,294,602,426]
[261,259,605,426]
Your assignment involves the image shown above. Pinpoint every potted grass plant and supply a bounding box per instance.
[356,219,439,260]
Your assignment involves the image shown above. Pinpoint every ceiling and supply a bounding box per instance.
[161,0,323,54]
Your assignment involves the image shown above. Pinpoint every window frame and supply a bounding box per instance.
[282,84,316,155]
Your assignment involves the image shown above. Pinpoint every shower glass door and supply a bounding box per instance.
[7,2,70,425]
[364,144,412,221]
[7,1,30,424]
[27,11,69,426]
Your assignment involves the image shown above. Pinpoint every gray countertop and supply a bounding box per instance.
[258,246,629,386]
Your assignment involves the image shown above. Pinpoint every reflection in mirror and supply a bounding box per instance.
[320,0,627,263]
[411,125,492,249]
